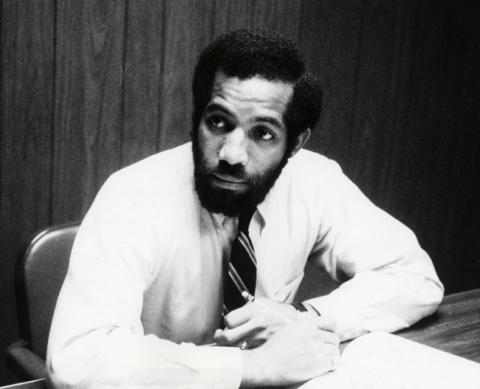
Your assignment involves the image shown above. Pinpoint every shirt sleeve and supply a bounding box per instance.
[46,175,243,389]
[304,162,444,341]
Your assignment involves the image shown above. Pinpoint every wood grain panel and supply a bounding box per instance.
[52,0,126,222]
[121,0,164,167]
[344,0,480,291]
[299,0,364,163]
[156,0,213,151]
[384,0,465,281]
[300,0,480,292]
[429,1,480,291]
[0,0,55,384]
[251,0,301,39]
[212,0,301,39]
[212,0,256,35]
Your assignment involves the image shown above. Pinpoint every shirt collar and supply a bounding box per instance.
[210,206,265,232]
[211,212,230,230]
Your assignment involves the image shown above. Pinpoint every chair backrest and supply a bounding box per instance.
[16,222,79,359]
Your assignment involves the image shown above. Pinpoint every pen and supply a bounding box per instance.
[241,291,293,323]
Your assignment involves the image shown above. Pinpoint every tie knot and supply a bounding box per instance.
[238,207,255,234]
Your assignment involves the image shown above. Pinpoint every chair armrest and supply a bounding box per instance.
[0,378,47,389]
[6,340,47,380]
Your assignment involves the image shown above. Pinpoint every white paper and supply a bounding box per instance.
[296,332,480,389]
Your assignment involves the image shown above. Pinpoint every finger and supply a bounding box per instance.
[214,319,258,345]
[314,352,339,374]
[224,302,255,328]
[213,328,223,340]
[317,329,340,346]
[312,314,337,332]
[242,329,271,348]
[296,319,339,346]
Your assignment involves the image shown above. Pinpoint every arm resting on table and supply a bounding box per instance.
[304,161,444,341]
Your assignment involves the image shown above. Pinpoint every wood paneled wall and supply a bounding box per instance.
[299,0,480,295]
[1,0,479,384]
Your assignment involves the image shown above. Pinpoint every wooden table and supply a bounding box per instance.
[4,289,480,388]
[398,288,480,363]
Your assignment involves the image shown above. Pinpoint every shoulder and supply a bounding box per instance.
[259,149,348,215]
[110,143,193,191]
[290,148,339,167]
[93,143,196,216]
[101,142,194,200]
[264,148,362,215]
[281,148,345,189]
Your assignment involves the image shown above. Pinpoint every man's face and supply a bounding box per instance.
[192,72,294,216]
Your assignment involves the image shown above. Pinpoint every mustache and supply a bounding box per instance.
[214,160,247,179]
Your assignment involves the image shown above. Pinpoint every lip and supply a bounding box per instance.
[211,174,248,190]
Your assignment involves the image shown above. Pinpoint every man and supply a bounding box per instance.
[47,29,443,388]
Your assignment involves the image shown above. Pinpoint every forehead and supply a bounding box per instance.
[208,72,294,123]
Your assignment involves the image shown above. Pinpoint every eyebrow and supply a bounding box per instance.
[253,116,283,129]
[204,103,232,116]
[205,103,283,129]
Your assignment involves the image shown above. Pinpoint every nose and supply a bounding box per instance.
[218,128,248,166]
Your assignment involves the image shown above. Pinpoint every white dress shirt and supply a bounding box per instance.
[47,142,444,389]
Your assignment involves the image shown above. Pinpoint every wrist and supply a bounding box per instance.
[240,348,272,388]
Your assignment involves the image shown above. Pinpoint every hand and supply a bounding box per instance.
[240,316,340,387]
[214,299,300,348]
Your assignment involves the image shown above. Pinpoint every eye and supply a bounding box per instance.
[207,115,228,131]
[252,126,275,141]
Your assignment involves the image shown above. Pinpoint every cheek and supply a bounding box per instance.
[198,127,221,162]
[254,142,286,168]
[248,148,285,177]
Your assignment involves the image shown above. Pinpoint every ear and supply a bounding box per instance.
[288,128,311,158]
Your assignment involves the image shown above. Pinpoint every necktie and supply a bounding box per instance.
[223,208,257,314]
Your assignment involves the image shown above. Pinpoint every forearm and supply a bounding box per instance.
[47,327,242,389]
[304,253,444,341]
[309,167,445,341]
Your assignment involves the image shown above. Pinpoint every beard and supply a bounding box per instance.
[192,137,289,217]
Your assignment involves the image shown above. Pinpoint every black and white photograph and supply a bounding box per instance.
[0,1,479,388]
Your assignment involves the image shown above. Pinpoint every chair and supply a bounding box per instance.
[0,378,46,389]
[7,223,80,380]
